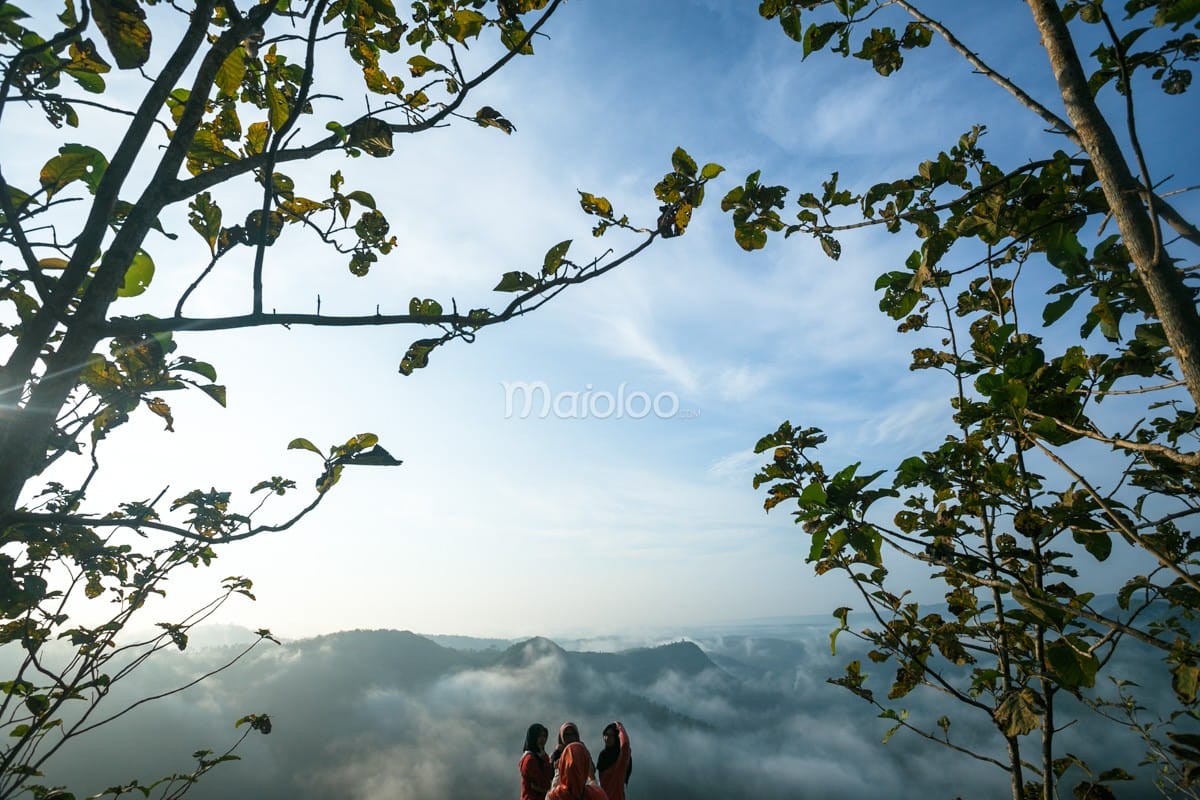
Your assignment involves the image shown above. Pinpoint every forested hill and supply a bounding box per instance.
[37,624,1168,800]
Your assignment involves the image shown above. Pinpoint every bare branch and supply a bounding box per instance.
[893,0,1078,141]
[108,234,657,337]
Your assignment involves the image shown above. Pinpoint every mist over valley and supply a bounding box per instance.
[40,616,1177,800]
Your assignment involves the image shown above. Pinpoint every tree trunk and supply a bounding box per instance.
[1027,0,1200,409]
[0,1,226,516]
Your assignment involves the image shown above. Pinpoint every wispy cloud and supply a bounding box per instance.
[587,312,701,394]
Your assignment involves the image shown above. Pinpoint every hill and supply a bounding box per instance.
[35,624,1169,800]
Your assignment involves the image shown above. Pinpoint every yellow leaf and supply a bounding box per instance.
[245,122,269,156]
[216,47,246,96]
[92,0,152,69]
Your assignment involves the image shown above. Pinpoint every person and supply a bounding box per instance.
[520,723,553,800]
[550,721,581,767]
[596,721,631,800]
[550,721,596,789]
[547,741,608,800]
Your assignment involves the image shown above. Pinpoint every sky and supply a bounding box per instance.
[7,1,1198,640]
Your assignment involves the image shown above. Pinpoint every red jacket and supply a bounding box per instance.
[521,751,553,800]
[597,723,631,800]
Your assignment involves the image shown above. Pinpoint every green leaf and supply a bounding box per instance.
[407,55,441,77]
[578,191,613,217]
[287,437,323,456]
[345,190,377,209]
[265,74,289,131]
[1072,529,1112,562]
[188,128,237,168]
[1097,769,1134,782]
[174,359,218,381]
[798,481,827,505]
[829,606,850,654]
[779,7,803,41]
[1157,0,1200,27]
[500,19,535,54]
[39,144,108,198]
[542,239,572,276]
[188,192,222,250]
[803,21,839,58]
[247,121,270,155]
[66,68,105,93]
[116,250,154,297]
[325,121,348,145]
[23,693,49,715]
[829,625,843,655]
[701,162,725,180]
[200,384,227,407]
[819,234,842,260]
[671,147,698,178]
[1043,291,1081,326]
[901,21,933,48]
[494,271,536,292]
[316,463,344,493]
[1043,224,1088,271]
[995,689,1041,737]
[881,720,903,744]
[346,117,394,157]
[408,297,442,316]
[92,0,152,69]
[1172,662,1199,704]
[734,224,768,251]
[340,444,402,466]
[1046,638,1099,689]
[449,9,487,42]
[337,432,379,455]
[398,338,438,375]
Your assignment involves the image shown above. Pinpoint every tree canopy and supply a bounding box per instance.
[742,2,1200,798]
[0,1,724,796]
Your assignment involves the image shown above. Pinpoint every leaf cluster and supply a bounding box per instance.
[744,3,1200,798]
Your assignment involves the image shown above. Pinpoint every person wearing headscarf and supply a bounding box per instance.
[547,741,608,800]
[520,723,553,800]
[550,721,580,767]
[550,721,596,789]
[596,721,631,800]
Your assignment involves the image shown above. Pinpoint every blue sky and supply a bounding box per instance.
[20,0,1196,639]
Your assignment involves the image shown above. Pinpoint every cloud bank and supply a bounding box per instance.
[34,621,1179,800]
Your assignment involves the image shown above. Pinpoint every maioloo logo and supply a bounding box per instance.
[501,381,685,419]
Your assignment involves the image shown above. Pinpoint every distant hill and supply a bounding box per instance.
[35,623,1172,800]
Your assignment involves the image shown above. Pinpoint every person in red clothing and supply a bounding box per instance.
[520,723,553,800]
[596,721,631,800]
[550,721,596,789]
[550,721,581,768]
[547,741,608,800]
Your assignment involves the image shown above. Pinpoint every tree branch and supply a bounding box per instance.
[893,0,1078,141]
[1029,437,1200,595]
[108,234,656,337]
[163,0,566,207]
[1024,410,1200,467]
